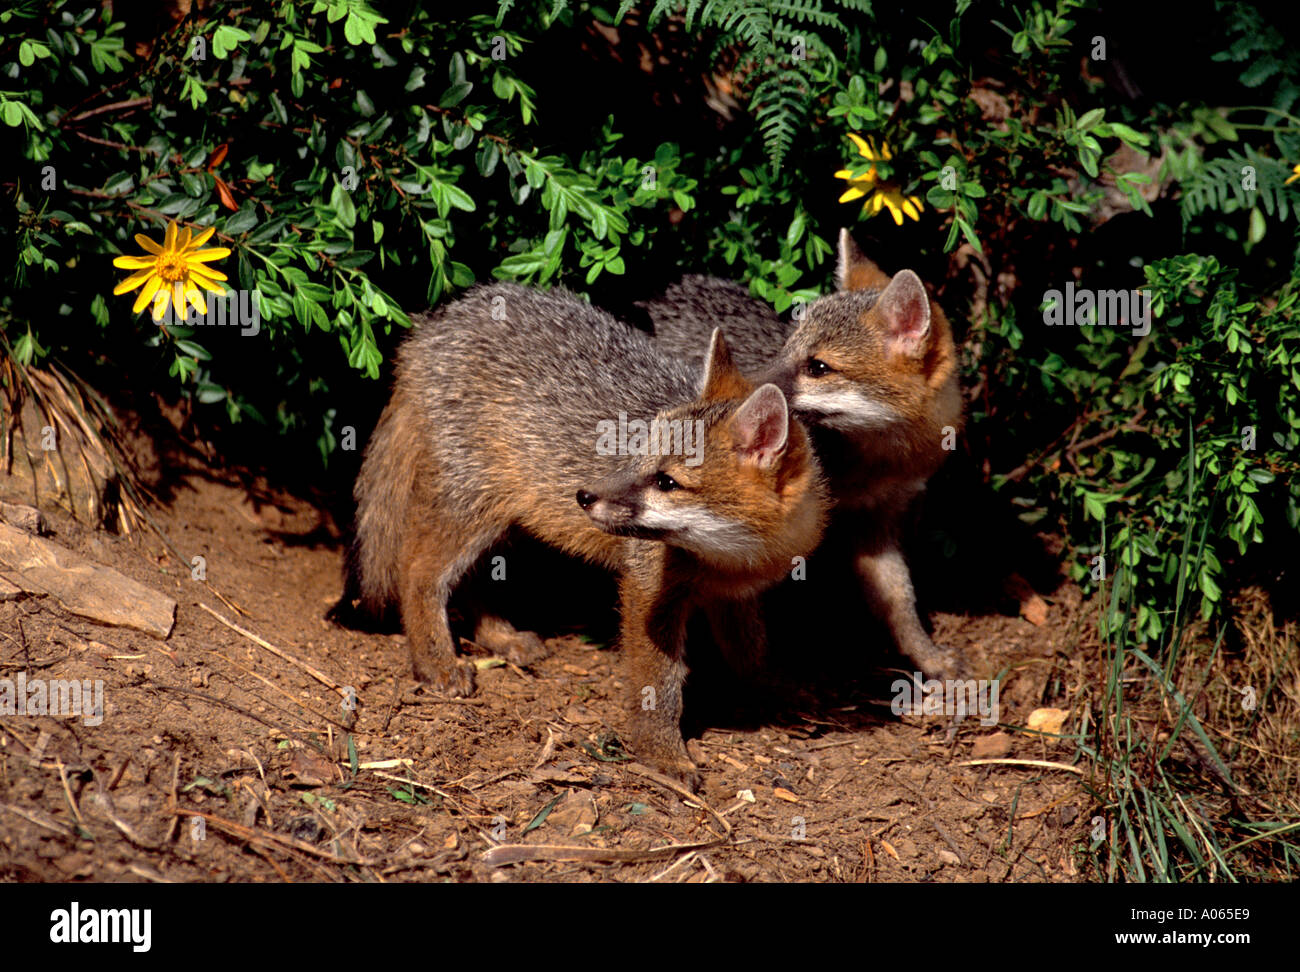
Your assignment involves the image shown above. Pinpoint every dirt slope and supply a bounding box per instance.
[0,446,1094,883]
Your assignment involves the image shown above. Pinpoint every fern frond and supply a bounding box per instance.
[716,1,776,54]
[771,0,849,36]
[646,0,688,27]
[619,0,853,171]
[1180,146,1297,225]
[752,67,812,168]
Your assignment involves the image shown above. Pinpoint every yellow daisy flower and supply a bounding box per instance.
[863,185,924,225]
[1286,163,1300,185]
[112,220,231,322]
[834,133,923,226]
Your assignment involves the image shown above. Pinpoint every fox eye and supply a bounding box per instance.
[654,473,681,492]
[806,357,833,377]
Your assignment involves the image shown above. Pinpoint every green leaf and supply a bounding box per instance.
[523,795,562,833]
[174,340,212,361]
[1076,108,1105,131]
[442,183,476,212]
[1107,122,1150,146]
[212,25,251,60]
[439,81,473,108]
[331,183,357,228]
[225,204,259,235]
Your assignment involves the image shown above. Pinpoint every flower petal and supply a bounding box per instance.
[839,186,867,203]
[189,264,229,284]
[134,234,163,254]
[188,247,231,263]
[113,255,156,270]
[164,221,178,251]
[113,268,156,295]
[847,132,872,158]
[151,288,172,322]
[190,226,216,248]
[133,275,164,314]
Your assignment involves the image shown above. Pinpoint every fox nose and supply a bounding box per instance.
[576,489,598,510]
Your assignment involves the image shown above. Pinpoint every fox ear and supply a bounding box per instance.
[732,383,789,469]
[877,269,932,353]
[837,228,891,292]
[700,328,751,401]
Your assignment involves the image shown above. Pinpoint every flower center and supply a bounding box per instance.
[156,253,188,282]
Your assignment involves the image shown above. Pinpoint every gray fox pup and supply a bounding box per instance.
[642,230,965,680]
[340,283,827,785]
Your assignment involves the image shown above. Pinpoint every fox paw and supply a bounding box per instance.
[473,616,550,667]
[502,630,549,667]
[658,757,704,793]
[413,658,477,697]
[905,639,969,683]
[636,747,703,792]
[943,649,974,683]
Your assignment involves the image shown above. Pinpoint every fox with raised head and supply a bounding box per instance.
[336,283,827,786]
[643,230,965,679]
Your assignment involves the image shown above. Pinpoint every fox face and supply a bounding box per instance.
[761,231,960,438]
[579,331,826,572]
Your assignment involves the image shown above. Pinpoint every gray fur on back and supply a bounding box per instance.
[402,282,701,515]
[639,275,790,376]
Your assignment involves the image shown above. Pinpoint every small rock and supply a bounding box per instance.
[280,748,340,787]
[1026,707,1069,738]
[0,502,46,535]
[546,791,598,836]
[971,732,1013,759]
[0,523,175,637]
[560,705,599,726]
[937,849,962,866]
[284,815,325,844]
[53,853,94,878]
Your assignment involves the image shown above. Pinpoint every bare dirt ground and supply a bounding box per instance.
[0,418,1100,883]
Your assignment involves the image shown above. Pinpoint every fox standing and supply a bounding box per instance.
[338,283,827,785]
[644,230,965,679]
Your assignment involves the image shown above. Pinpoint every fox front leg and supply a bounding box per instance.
[619,572,700,790]
[855,539,965,682]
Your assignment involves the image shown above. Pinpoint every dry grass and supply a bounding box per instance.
[0,353,148,534]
